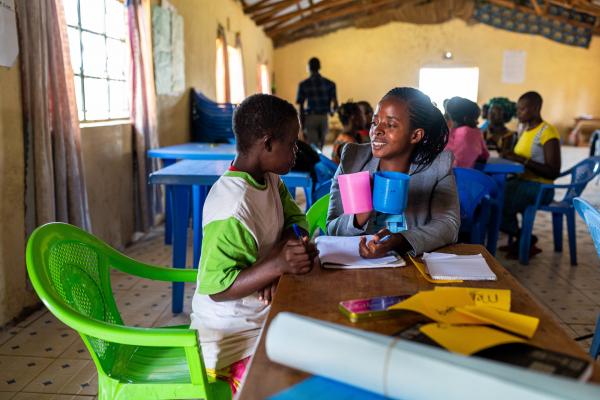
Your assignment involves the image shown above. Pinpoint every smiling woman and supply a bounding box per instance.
[326,87,460,258]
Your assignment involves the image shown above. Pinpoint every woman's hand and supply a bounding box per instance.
[359,228,407,259]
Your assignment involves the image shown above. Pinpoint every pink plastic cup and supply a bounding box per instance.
[338,171,373,214]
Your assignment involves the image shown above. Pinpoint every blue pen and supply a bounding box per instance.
[377,234,392,243]
[292,223,309,251]
[292,223,305,240]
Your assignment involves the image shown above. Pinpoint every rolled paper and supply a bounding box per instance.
[266,312,600,400]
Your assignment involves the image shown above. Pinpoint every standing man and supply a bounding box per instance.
[296,57,338,149]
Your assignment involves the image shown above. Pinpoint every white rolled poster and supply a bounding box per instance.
[266,312,600,400]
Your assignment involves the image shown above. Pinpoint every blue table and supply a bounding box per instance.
[148,142,237,161]
[149,159,313,313]
[148,143,237,245]
[148,143,313,245]
[476,157,524,255]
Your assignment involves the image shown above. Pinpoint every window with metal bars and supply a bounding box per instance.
[63,0,130,122]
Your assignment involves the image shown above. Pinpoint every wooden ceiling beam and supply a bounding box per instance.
[268,0,398,37]
[259,0,356,27]
[531,0,544,15]
[274,0,406,46]
[244,0,275,14]
[547,0,600,16]
[250,0,301,21]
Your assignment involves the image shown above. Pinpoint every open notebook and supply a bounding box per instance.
[315,236,405,269]
[422,252,496,281]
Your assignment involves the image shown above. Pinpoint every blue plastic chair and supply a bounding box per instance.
[311,154,337,203]
[573,197,600,360]
[518,157,600,265]
[314,154,338,183]
[454,168,499,249]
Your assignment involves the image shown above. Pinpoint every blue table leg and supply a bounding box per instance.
[192,185,208,270]
[163,159,176,245]
[487,173,507,256]
[169,184,190,314]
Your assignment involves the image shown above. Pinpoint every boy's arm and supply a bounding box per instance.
[278,180,309,241]
[199,218,314,302]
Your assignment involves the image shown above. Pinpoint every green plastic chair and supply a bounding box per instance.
[306,194,330,238]
[25,222,231,400]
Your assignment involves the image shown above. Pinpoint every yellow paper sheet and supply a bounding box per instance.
[434,287,511,311]
[388,290,481,324]
[455,305,540,338]
[408,256,462,284]
[419,323,525,355]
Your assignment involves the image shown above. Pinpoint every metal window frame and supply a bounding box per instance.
[68,0,129,122]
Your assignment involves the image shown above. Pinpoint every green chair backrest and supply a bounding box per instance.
[306,194,330,238]
[27,223,125,374]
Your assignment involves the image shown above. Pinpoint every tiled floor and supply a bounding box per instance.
[0,146,599,399]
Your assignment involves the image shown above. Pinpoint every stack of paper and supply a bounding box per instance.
[315,236,405,269]
[423,252,496,281]
[388,287,541,354]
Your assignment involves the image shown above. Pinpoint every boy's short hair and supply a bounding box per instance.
[233,94,298,154]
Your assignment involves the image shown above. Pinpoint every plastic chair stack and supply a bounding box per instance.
[26,223,231,400]
[191,89,235,143]
[573,197,600,360]
[518,156,600,265]
[454,167,499,249]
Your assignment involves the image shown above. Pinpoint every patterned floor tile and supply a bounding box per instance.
[0,356,54,392]
[0,328,22,347]
[114,288,169,327]
[12,393,95,399]
[23,359,96,395]
[58,338,90,361]
[0,314,77,358]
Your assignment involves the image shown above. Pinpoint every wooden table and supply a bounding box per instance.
[238,244,600,399]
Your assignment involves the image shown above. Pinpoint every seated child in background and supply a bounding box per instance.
[332,102,366,163]
[483,97,517,154]
[190,94,319,394]
[327,87,460,257]
[445,96,490,168]
[357,100,374,143]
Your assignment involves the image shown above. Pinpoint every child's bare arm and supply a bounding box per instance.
[210,239,316,302]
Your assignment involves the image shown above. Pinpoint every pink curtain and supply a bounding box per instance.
[127,0,162,232]
[16,0,91,235]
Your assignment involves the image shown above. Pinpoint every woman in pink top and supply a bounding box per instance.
[445,97,490,168]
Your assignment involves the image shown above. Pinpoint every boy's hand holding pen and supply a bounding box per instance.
[276,224,319,275]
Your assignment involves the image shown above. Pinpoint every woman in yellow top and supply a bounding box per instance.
[500,91,561,259]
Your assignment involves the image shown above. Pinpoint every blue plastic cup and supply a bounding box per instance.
[372,171,410,214]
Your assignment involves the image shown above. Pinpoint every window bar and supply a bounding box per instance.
[76,0,87,121]
[104,0,111,118]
